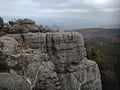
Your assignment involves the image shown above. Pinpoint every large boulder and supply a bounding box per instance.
[28,24,40,33]
[9,19,35,25]
[0,36,18,55]
[16,19,35,25]
[3,23,10,33]
[57,59,101,90]
[12,24,25,33]
[9,19,39,33]
[0,73,30,90]
[9,20,16,25]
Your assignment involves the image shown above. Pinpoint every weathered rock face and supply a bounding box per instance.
[0,40,60,90]
[0,36,18,55]
[46,32,86,74]
[58,60,101,90]
[7,32,102,90]
[9,50,60,90]
[0,73,30,90]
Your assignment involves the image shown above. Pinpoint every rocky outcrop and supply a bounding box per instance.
[6,32,102,90]
[0,36,18,55]
[8,19,57,33]
[9,19,39,33]
[0,16,101,90]
[1,17,58,33]
[14,19,35,25]
[0,36,60,90]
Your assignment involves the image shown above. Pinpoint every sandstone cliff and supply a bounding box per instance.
[0,32,101,90]
[0,17,102,90]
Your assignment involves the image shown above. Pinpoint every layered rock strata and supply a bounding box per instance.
[3,32,102,90]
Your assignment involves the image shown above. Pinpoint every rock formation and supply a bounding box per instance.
[7,19,57,33]
[0,17,102,90]
[8,19,39,33]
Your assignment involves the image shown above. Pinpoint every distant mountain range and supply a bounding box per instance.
[68,28,120,43]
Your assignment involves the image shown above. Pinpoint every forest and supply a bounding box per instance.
[73,28,120,90]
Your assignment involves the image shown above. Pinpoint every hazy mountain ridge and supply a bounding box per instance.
[72,28,120,43]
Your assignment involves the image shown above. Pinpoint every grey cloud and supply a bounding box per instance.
[0,0,120,15]
[0,0,120,29]
[31,0,120,8]
[31,0,120,15]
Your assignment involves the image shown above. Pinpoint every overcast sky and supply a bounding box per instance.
[0,0,120,29]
